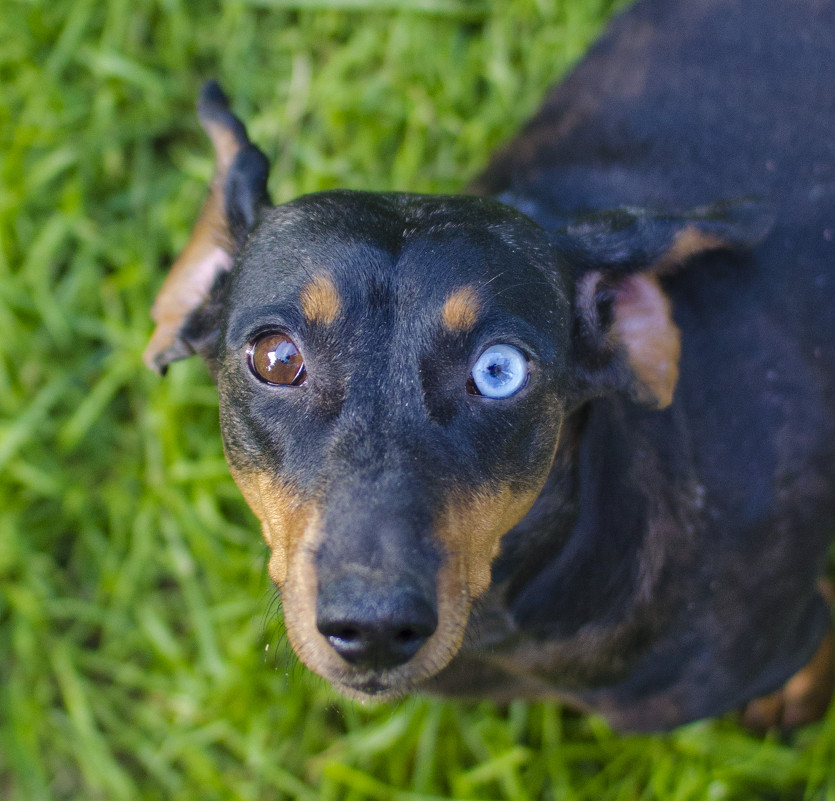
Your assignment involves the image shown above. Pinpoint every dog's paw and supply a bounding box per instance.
[741,626,835,731]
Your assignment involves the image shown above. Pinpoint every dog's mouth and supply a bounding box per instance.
[343,676,394,698]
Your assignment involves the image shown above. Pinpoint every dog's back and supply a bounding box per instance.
[477,0,835,214]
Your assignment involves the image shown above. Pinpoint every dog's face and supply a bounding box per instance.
[145,84,769,698]
[214,191,570,696]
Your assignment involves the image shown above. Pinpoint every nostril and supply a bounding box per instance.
[323,624,360,642]
[318,622,362,653]
[394,618,435,645]
[388,623,434,664]
[395,627,419,644]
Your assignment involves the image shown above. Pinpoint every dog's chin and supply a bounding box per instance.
[327,672,419,703]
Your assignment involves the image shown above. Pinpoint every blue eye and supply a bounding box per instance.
[470,344,528,398]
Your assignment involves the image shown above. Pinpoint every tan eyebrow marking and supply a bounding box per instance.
[441,285,482,332]
[300,275,342,325]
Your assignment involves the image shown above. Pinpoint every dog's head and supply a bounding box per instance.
[146,84,770,698]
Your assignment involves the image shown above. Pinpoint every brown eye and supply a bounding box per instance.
[247,333,306,386]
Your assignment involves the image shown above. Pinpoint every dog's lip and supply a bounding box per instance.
[330,668,417,700]
[350,678,391,696]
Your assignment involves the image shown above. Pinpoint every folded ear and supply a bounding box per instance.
[563,200,773,408]
[144,81,270,375]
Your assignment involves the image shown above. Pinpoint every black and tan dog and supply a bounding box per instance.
[145,0,835,731]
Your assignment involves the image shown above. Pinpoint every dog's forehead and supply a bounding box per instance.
[227,190,566,330]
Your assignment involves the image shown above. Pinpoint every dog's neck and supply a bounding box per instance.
[479,396,703,681]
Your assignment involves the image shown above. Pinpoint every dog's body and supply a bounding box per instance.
[147,0,835,731]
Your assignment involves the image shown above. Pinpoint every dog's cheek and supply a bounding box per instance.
[225,463,317,587]
[438,400,563,596]
[217,376,309,584]
[437,483,546,598]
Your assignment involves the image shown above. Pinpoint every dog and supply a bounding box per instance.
[145,0,835,731]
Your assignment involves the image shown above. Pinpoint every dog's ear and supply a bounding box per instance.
[144,81,270,375]
[560,199,773,408]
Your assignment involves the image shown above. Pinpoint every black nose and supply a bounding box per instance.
[317,580,437,670]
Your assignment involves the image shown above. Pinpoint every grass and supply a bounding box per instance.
[1,0,834,798]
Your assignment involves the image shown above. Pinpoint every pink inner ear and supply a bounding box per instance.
[143,186,234,371]
[612,274,681,408]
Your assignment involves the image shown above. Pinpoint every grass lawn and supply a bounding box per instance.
[2,0,835,798]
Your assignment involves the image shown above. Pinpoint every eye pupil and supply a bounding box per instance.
[249,333,306,386]
[470,344,527,398]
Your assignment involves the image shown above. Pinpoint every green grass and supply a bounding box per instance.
[2,0,835,798]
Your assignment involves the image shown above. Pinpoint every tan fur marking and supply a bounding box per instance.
[202,117,244,172]
[780,629,835,726]
[227,466,314,586]
[227,465,467,698]
[285,482,540,699]
[437,484,543,598]
[441,286,482,332]
[232,471,473,698]
[300,275,342,326]
[612,274,681,409]
[652,226,726,274]
[144,191,234,369]
[742,629,835,730]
